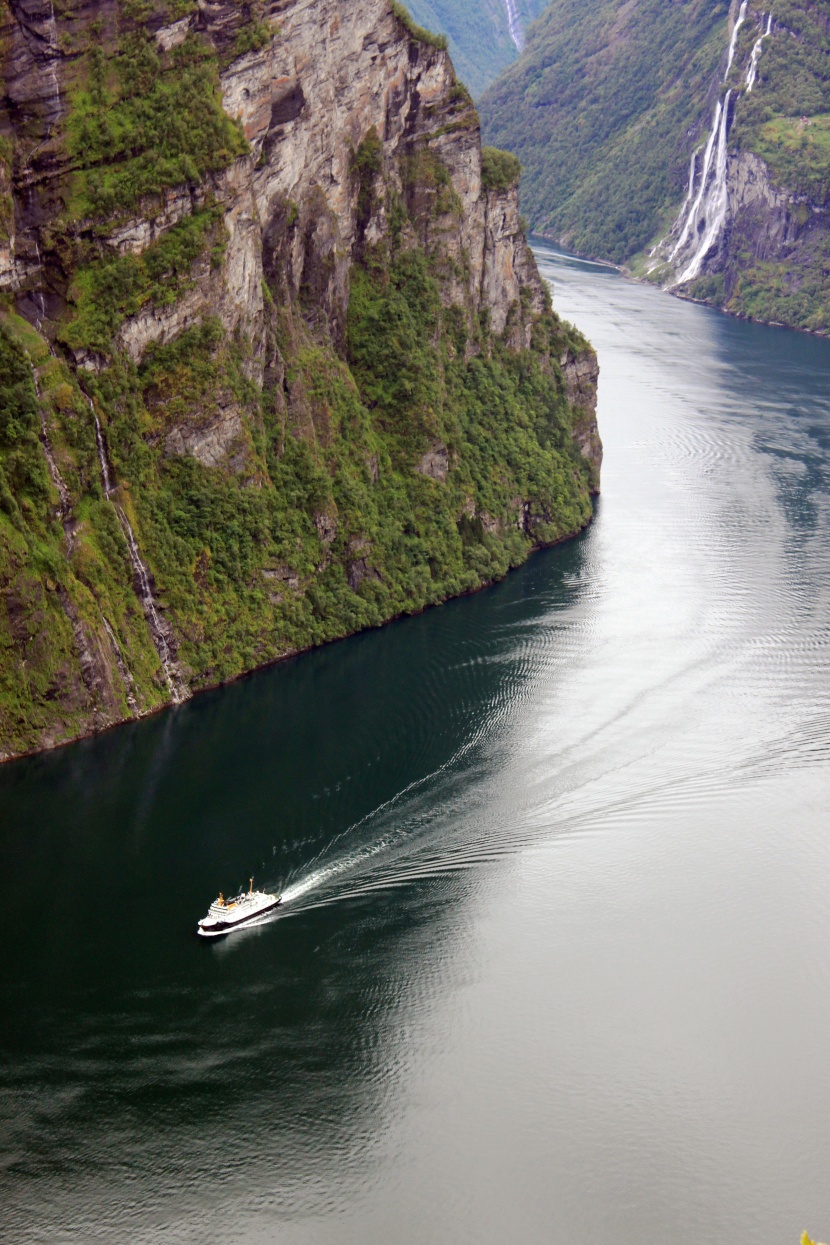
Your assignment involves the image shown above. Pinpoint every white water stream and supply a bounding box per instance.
[31,361,72,531]
[725,0,748,76]
[746,14,773,92]
[44,0,61,120]
[91,405,188,704]
[503,0,524,50]
[660,0,772,289]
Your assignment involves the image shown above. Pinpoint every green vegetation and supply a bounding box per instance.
[59,206,225,354]
[480,0,731,262]
[749,115,830,203]
[390,2,449,52]
[730,3,830,203]
[0,0,598,757]
[406,0,547,97]
[65,30,247,220]
[481,146,522,191]
[480,0,830,332]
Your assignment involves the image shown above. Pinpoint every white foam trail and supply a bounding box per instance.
[746,15,772,92]
[725,0,748,76]
[279,726,496,909]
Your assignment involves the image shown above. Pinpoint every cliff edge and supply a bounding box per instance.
[0,0,600,761]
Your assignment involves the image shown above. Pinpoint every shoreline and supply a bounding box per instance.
[0,514,596,768]
[529,233,830,341]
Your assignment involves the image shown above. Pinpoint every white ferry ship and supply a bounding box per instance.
[197,879,281,937]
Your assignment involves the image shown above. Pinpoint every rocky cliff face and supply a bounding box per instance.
[0,0,600,761]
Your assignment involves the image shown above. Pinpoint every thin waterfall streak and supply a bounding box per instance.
[93,416,113,497]
[43,0,61,119]
[89,403,188,704]
[725,0,748,77]
[746,15,772,92]
[503,0,524,50]
[32,237,47,318]
[102,615,139,714]
[31,362,72,531]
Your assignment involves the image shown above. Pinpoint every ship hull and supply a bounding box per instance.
[197,896,281,937]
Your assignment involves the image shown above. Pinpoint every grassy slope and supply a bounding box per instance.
[480,0,730,263]
[405,0,547,96]
[0,4,597,758]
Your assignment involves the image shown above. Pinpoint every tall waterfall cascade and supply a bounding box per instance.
[503,0,524,51]
[650,3,774,290]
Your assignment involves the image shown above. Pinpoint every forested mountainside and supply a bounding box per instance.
[480,0,731,262]
[405,0,547,96]
[0,0,601,761]
[482,0,830,334]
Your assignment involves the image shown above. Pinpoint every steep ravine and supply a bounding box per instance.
[0,0,601,761]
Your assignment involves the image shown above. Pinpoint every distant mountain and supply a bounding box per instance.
[481,0,830,333]
[480,0,730,263]
[406,0,547,95]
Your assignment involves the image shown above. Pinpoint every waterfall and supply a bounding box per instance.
[746,15,773,92]
[101,615,139,714]
[45,0,61,119]
[676,90,733,286]
[659,0,761,288]
[668,100,723,263]
[89,403,188,704]
[93,416,114,497]
[503,0,524,51]
[32,237,47,320]
[30,355,73,535]
[725,0,748,76]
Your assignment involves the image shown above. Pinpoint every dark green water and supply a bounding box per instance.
[2,247,830,1243]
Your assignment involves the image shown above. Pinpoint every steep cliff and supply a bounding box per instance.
[0,0,601,760]
[482,0,830,333]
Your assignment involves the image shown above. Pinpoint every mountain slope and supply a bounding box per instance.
[405,0,547,95]
[0,0,600,761]
[481,0,830,333]
[480,0,731,262]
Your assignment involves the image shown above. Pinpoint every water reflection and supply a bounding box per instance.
[3,249,830,1243]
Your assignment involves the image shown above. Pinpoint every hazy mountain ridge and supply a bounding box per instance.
[405,0,547,95]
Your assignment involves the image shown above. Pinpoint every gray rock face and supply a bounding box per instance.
[164,401,248,472]
[417,442,450,482]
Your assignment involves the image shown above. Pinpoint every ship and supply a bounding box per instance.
[197,878,281,937]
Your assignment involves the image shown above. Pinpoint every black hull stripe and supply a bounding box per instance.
[198,898,281,936]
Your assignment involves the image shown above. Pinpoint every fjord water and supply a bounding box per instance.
[3,247,830,1244]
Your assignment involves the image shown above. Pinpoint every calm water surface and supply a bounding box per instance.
[2,246,830,1243]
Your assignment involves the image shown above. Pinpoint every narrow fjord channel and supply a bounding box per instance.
[2,247,830,1243]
